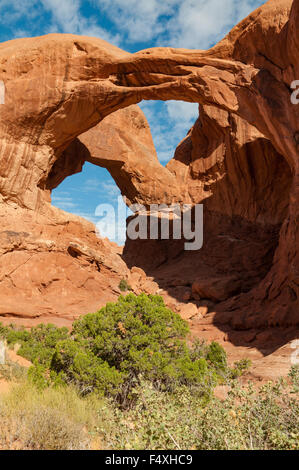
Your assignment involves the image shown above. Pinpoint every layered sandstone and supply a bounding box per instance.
[0,105,162,323]
[0,0,298,329]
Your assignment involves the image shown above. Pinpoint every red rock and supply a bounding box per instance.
[255,331,275,344]
[131,267,147,279]
[140,280,159,295]
[243,331,257,343]
[192,277,242,302]
[6,349,32,369]
[198,306,208,317]
[0,0,297,330]
[0,105,157,321]
[179,303,198,320]
[128,272,142,291]
[182,291,192,302]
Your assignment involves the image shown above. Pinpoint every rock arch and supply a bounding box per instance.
[0,0,298,328]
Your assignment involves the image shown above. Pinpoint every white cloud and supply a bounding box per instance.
[95,196,130,244]
[41,0,81,32]
[0,0,42,38]
[75,211,98,225]
[41,0,120,44]
[98,0,176,43]
[166,101,198,130]
[82,178,121,198]
[0,0,120,43]
[51,195,78,210]
[83,178,102,191]
[100,181,121,197]
[0,0,266,49]
[140,100,198,163]
[94,0,266,49]
[166,0,266,49]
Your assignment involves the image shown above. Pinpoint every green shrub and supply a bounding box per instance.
[0,295,240,408]
[50,338,124,397]
[118,279,132,292]
[100,373,299,450]
[0,322,31,344]
[230,359,252,379]
[206,341,227,372]
[0,323,68,366]
[1,311,297,450]
[50,294,225,406]
[1,372,298,450]
[289,364,299,392]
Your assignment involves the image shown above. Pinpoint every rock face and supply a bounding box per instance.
[0,205,127,323]
[0,0,298,328]
[0,104,165,324]
[124,101,294,328]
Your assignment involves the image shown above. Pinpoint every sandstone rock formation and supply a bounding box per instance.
[0,0,298,330]
[124,101,294,328]
[0,105,162,324]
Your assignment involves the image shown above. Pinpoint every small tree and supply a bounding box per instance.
[1,295,234,409]
[51,294,224,406]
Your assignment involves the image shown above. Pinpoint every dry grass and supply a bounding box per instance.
[0,381,104,450]
[0,372,298,450]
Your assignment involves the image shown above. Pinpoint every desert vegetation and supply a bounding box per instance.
[0,294,298,450]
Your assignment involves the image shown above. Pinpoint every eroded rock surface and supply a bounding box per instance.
[0,104,165,322]
[0,0,298,330]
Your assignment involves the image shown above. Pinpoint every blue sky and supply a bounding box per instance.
[0,0,266,244]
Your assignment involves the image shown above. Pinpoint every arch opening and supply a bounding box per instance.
[122,105,293,326]
[43,96,293,331]
[48,100,200,247]
[51,163,129,246]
